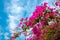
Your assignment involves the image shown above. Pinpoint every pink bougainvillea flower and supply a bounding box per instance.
[36,6,46,16]
[27,38,33,40]
[44,13,50,19]
[22,25,25,29]
[37,21,45,29]
[52,12,57,16]
[52,22,58,27]
[25,17,28,20]
[48,7,55,11]
[32,26,40,36]
[20,18,24,21]
[30,16,36,21]
[57,16,60,20]
[55,2,59,6]
[10,36,15,40]
[27,20,35,27]
[40,21,45,26]
[55,1,60,7]
[20,21,22,24]
[33,11,39,18]
[33,35,38,40]
[32,26,37,35]
[24,22,27,25]
[44,2,48,7]
[39,37,46,40]
[50,12,57,17]
[55,28,60,31]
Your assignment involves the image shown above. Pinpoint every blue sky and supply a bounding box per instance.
[0,0,9,40]
[0,0,56,40]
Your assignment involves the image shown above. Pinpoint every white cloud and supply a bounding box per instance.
[4,32,10,40]
[9,5,23,14]
[8,14,21,33]
[4,0,24,34]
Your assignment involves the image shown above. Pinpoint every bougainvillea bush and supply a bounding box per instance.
[10,1,60,40]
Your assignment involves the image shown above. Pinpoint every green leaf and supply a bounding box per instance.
[23,27,30,32]
[47,36,52,40]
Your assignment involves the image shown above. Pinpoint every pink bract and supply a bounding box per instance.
[55,1,60,7]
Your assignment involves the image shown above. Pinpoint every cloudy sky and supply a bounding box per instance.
[0,0,56,40]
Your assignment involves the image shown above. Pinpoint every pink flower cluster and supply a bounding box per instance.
[10,2,60,40]
[55,0,60,7]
